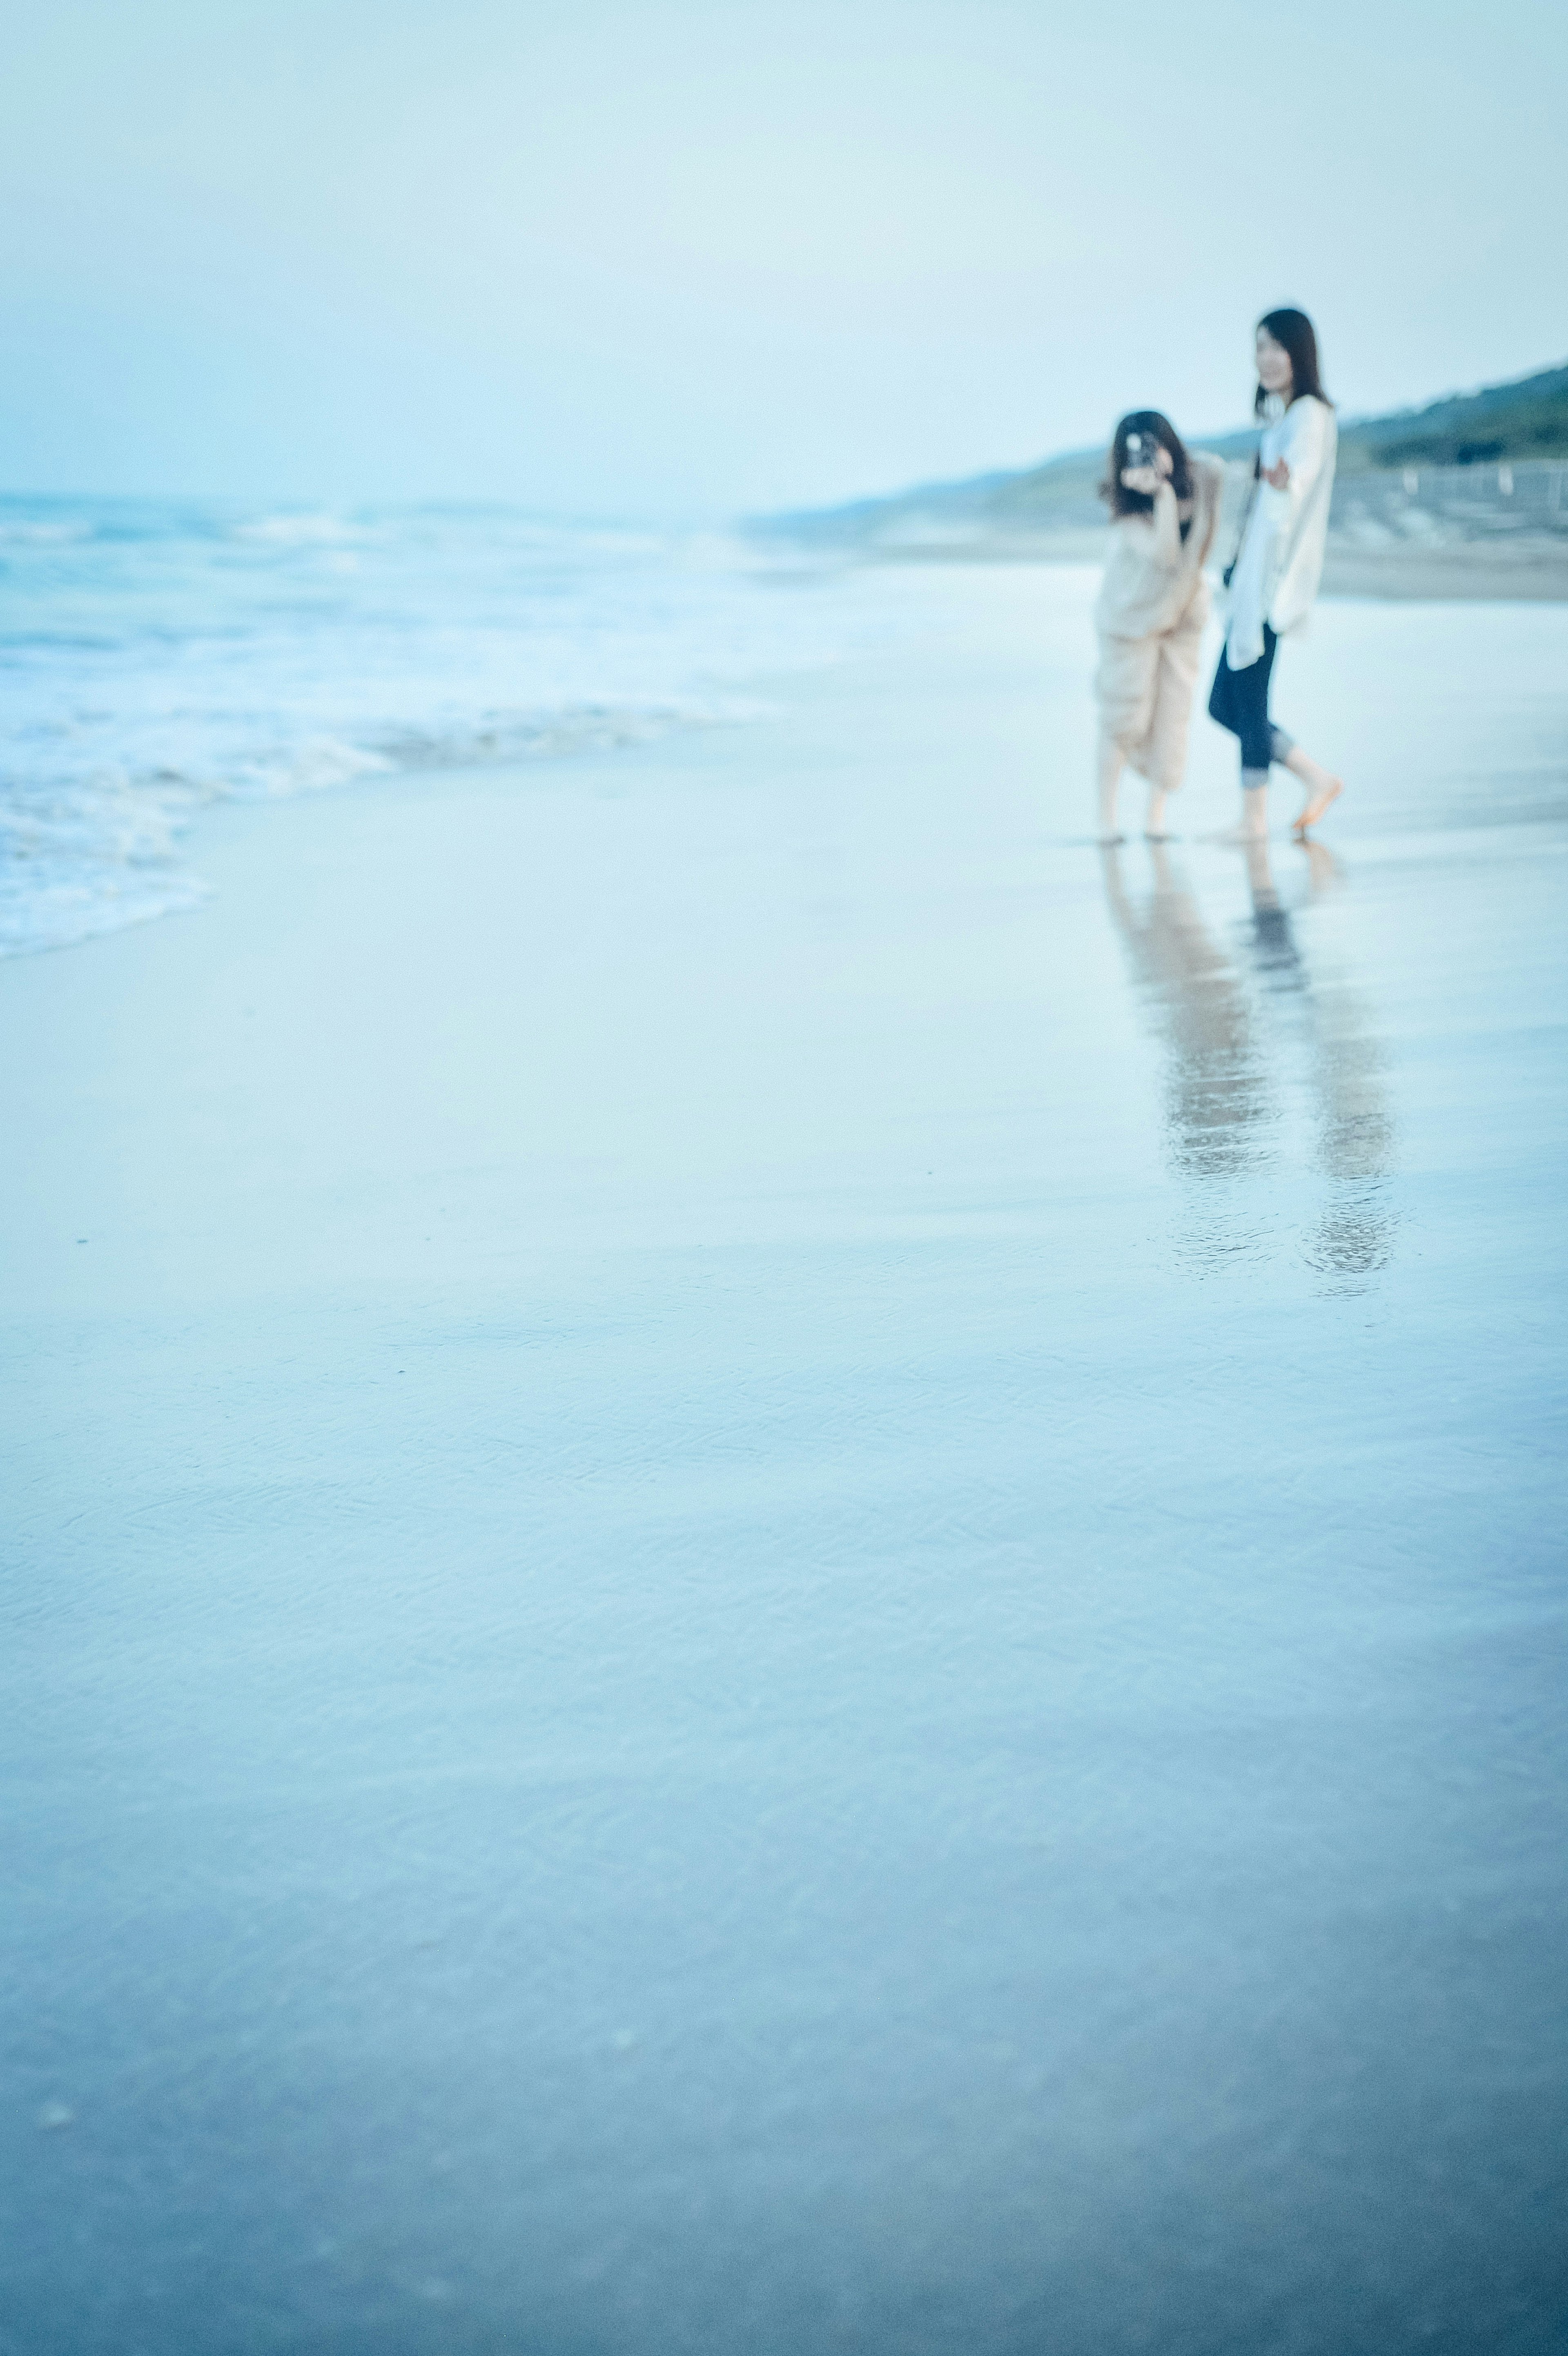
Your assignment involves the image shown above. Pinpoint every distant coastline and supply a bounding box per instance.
[758,361,1568,601]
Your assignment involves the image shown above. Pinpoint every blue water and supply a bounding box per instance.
[0,497,873,956]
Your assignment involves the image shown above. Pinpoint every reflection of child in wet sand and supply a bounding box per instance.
[1094,412,1226,844]
[1100,842,1269,1179]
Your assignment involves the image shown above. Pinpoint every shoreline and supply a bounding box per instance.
[4,564,1566,2352]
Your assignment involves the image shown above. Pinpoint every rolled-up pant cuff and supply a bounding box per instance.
[1269,727,1294,762]
[1242,768,1270,793]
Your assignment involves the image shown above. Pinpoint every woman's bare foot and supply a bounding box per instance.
[1292,778,1342,835]
[1211,814,1270,845]
[1212,780,1272,845]
[1297,838,1343,892]
[1281,745,1342,835]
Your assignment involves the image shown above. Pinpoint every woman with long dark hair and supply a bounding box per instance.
[1093,410,1226,840]
[1209,309,1343,837]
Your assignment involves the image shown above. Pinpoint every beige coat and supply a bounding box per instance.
[1094,453,1225,791]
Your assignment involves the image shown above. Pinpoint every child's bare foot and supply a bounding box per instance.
[1292,778,1342,835]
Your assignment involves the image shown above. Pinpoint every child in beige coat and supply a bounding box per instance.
[1094,411,1227,840]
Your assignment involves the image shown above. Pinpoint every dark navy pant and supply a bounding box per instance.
[1208,625,1294,783]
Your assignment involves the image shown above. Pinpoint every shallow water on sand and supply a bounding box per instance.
[0,497,883,956]
[1,570,1565,2354]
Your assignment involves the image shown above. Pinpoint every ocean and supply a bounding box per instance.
[0,497,881,957]
[4,530,1567,2351]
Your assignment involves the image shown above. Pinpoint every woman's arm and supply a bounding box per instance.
[1191,453,1228,565]
[1147,478,1181,566]
[1262,399,1330,495]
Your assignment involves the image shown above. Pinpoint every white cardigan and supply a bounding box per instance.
[1225,394,1337,670]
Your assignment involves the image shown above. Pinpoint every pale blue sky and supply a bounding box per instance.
[2,0,1562,512]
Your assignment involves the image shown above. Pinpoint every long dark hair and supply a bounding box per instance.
[1255,308,1332,413]
[1098,410,1194,517]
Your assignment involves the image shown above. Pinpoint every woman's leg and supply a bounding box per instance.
[1144,622,1203,836]
[1207,630,1278,834]
[1096,728,1125,842]
[1094,636,1158,842]
[1233,642,1343,833]
[1276,731,1344,833]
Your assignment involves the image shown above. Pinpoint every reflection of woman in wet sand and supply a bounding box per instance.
[1094,412,1226,845]
[1102,840,1394,1279]
[1235,838,1395,1280]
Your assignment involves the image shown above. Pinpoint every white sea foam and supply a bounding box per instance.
[231,512,372,545]
[0,519,93,545]
[0,500,878,956]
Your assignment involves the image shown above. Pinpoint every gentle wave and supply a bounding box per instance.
[231,512,375,547]
[0,519,94,546]
[0,499,873,957]
[0,698,752,956]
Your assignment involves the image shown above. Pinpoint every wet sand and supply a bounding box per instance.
[851,531,1568,601]
[1320,540,1568,600]
[3,568,1566,2353]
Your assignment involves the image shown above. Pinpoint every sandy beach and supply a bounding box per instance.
[3,564,1566,2352]
[862,533,1568,601]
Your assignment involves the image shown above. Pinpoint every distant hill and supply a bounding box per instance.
[1335,363,1568,470]
[766,360,1568,548]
